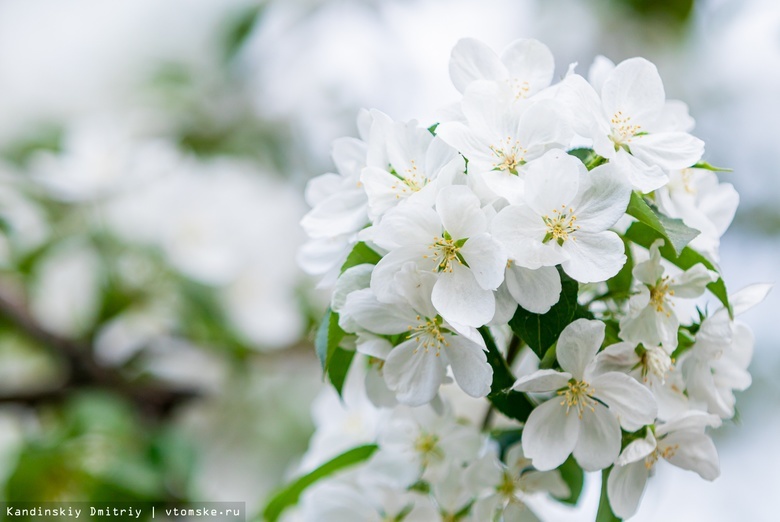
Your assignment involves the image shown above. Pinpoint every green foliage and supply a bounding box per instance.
[691,161,732,172]
[478,327,534,423]
[315,309,354,397]
[262,444,379,522]
[624,222,732,316]
[567,148,607,170]
[556,456,585,505]
[626,191,699,255]
[340,242,382,274]
[221,5,265,62]
[508,268,582,359]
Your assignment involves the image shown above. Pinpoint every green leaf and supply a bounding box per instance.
[315,309,354,396]
[624,221,731,316]
[567,148,594,163]
[315,308,345,372]
[478,327,534,423]
[340,242,382,274]
[327,347,355,397]
[262,444,379,522]
[221,5,264,62]
[626,191,699,255]
[692,161,732,172]
[556,456,585,505]
[596,468,622,522]
[606,238,634,298]
[508,267,580,359]
[427,123,439,135]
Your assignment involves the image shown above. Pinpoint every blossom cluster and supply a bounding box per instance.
[292,38,770,520]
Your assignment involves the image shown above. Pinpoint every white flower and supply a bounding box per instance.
[449,38,556,100]
[561,58,704,191]
[436,82,572,203]
[491,150,631,283]
[361,119,462,220]
[370,185,507,328]
[619,239,718,352]
[655,167,739,262]
[341,277,492,405]
[607,411,721,519]
[680,284,771,418]
[501,262,562,315]
[378,404,485,482]
[513,319,657,471]
[468,443,569,522]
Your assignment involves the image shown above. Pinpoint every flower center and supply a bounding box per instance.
[543,206,579,246]
[609,111,643,149]
[425,233,468,273]
[389,159,427,197]
[408,315,449,356]
[649,276,674,314]
[490,137,527,174]
[508,77,531,100]
[642,346,672,383]
[414,432,444,466]
[558,379,596,419]
[644,444,679,470]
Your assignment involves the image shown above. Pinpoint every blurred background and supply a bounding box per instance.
[0,0,777,520]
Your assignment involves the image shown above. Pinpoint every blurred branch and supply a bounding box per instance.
[0,290,200,419]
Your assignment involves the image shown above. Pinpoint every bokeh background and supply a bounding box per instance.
[0,0,777,520]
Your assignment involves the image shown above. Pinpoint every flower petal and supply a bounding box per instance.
[561,230,626,283]
[432,265,495,327]
[445,336,493,398]
[607,462,649,519]
[592,371,658,431]
[460,233,507,290]
[505,264,562,314]
[512,369,572,392]
[449,38,506,93]
[573,402,621,471]
[384,339,446,406]
[522,398,580,471]
[436,185,486,239]
[556,319,605,380]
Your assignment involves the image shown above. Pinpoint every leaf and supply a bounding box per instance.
[340,242,382,274]
[315,309,354,396]
[490,429,524,461]
[596,468,622,522]
[606,238,634,298]
[478,327,534,423]
[567,147,606,170]
[556,456,585,505]
[262,444,379,522]
[428,123,439,135]
[691,161,732,172]
[624,221,731,316]
[221,5,264,62]
[626,191,699,255]
[508,267,580,359]
[327,347,355,397]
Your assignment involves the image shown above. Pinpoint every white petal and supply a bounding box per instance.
[435,185,487,239]
[515,100,573,153]
[630,132,704,171]
[522,398,580,471]
[573,162,631,232]
[601,57,665,126]
[661,431,720,480]
[435,122,496,168]
[613,148,668,192]
[460,233,507,290]
[573,402,621,471]
[370,246,427,303]
[341,288,417,334]
[505,264,562,314]
[592,342,640,377]
[616,430,657,465]
[730,283,773,316]
[592,371,658,431]
[561,230,626,283]
[371,203,441,251]
[445,336,493,398]
[384,339,446,406]
[655,410,721,437]
[669,263,718,298]
[512,369,572,392]
[331,264,374,312]
[523,150,582,216]
[300,189,368,239]
[587,55,615,93]
[556,319,605,380]
[449,38,507,93]
[607,462,649,519]
[500,38,555,96]
[432,265,495,327]
[492,205,548,258]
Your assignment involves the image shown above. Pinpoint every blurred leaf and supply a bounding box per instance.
[489,428,523,461]
[221,5,265,62]
[315,308,345,373]
[556,456,585,505]
[626,191,699,255]
[0,125,63,167]
[327,347,355,398]
[340,242,382,274]
[614,0,694,24]
[263,444,379,522]
[508,267,580,359]
[624,222,731,316]
[596,468,622,521]
[478,327,534,423]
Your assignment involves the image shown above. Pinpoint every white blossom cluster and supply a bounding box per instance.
[295,38,770,520]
